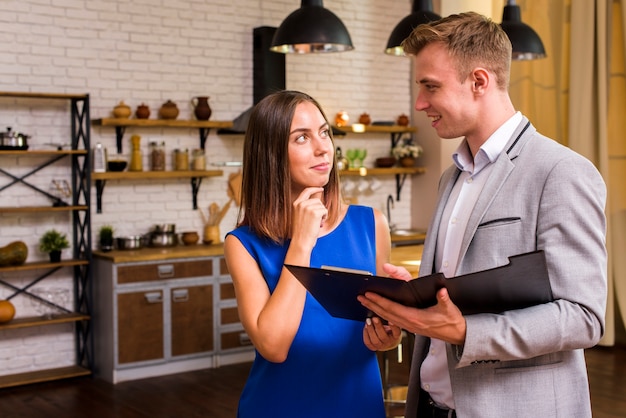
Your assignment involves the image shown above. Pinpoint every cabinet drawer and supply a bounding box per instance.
[117,260,212,284]
[220,330,252,350]
[219,257,228,275]
[220,306,240,325]
[220,282,236,300]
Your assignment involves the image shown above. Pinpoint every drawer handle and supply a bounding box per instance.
[157,264,175,278]
[239,332,252,346]
[144,291,163,304]
[172,288,189,303]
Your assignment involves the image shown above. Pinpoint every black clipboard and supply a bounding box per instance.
[285,250,553,322]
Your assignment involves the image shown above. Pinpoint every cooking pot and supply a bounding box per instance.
[149,232,178,247]
[0,127,30,149]
[116,236,145,250]
[153,224,176,234]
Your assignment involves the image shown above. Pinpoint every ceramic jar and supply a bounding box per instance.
[135,103,150,119]
[191,96,212,121]
[112,101,131,118]
[397,114,410,126]
[159,100,179,120]
[335,111,349,127]
[358,113,371,125]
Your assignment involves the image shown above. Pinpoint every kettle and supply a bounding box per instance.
[0,127,30,148]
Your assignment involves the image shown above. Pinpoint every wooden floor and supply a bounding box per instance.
[0,345,624,418]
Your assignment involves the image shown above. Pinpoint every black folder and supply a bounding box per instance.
[285,250,553,322]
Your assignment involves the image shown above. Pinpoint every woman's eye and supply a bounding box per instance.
[294,134,307,143]
[320,129,330,138]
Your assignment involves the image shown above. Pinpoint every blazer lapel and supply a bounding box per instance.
[457,118,535,263]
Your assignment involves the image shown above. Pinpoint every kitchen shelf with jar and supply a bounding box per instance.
[92,118,234,153]
[92,169,223,213]
[0,91,93,388]
[332,125,424,200]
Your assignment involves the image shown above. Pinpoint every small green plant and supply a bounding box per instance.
[99,225,114,241]
[39,229,70,253]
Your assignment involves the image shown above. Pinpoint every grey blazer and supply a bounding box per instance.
[404,117,607,418]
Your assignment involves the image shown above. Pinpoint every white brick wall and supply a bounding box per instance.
[0,0,418,376]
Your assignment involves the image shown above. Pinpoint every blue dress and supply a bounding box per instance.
[227,205,385,418]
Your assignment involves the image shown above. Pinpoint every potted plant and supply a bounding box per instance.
[39,229,70,262]
[99,225,114,252]
[392,140,423,167]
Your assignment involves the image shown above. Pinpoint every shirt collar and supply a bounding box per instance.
[452,111,522,175]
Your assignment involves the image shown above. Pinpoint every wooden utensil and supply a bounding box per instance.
[208,203,219,225]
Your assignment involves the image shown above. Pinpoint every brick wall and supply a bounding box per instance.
[0,0,416,376]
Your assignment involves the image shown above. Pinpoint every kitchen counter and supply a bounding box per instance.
[93,243,424,276]
[93,243,225,263]
[389,244,423,277]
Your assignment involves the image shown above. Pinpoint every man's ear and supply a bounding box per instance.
[471,68,490,94]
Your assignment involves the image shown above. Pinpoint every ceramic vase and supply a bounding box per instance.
[191,96,212,121]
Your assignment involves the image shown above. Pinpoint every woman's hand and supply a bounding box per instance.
[362,316,403,351]
[289,187,328,250]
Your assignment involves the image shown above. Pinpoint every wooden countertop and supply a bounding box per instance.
[389,244,423,277]
[94,242,424,276]
[93,243,225,263]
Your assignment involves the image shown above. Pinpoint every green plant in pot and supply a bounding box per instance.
[39,229,70,262]
[99,225,114,252]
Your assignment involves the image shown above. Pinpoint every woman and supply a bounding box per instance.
[224,90,401,418]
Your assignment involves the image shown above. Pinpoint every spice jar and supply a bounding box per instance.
[150,141,166,171]
[192,149,205,171]
[174,148,189,171]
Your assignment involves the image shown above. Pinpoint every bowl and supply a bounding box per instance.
[375,157,397,168]
[107,160,127,172]
[116,236,144,250]
[181,231,200,246]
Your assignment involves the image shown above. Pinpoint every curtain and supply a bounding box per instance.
[509,0,626,345]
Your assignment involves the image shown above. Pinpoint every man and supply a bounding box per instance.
[359,12,607,418]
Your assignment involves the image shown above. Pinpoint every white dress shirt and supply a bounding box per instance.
[420,112,523,409]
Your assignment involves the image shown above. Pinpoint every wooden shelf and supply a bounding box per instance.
[0,365,91,389]
[0,92,88,100]
[0,149,87,155]
[0,312,90,331]
[333,124,416,135]
[92,169,223,213]
[92,169,222,181]
[0,205,88,213]
[339,167,425,176]
[92,118,233,129]
[0,259,89,273]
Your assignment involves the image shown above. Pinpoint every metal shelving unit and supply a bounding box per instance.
[0,92,92,388]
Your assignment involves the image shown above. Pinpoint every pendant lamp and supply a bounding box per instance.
[500,0,546,60]
[385,0,440,56]
[270,0,354,54]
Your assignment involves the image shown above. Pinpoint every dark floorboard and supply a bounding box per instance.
[0,345,624,418]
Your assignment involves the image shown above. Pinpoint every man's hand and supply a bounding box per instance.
[358,286,467,346]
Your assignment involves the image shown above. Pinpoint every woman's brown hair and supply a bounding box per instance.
[237,90,341,243]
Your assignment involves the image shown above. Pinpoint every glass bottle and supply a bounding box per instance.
[336,147,349,171]
[129,134,143,171]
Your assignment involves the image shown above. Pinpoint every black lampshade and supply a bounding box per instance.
[270,0,354,54]
[385,0,440,56]
[500,0,546,60]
